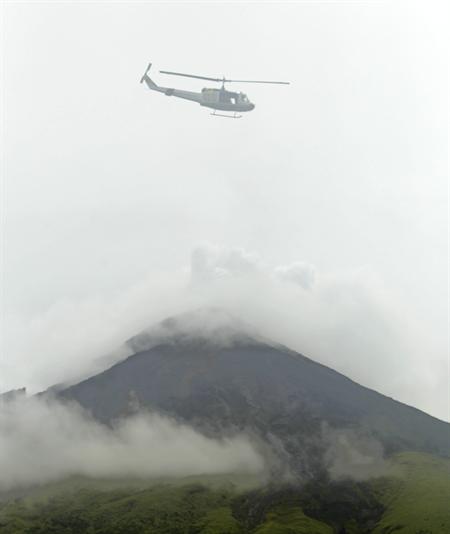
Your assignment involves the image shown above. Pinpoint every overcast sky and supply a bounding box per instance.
[1,1,448,421]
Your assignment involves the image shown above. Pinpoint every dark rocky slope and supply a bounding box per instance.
[59,310,449,476]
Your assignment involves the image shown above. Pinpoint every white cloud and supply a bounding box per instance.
[0,396,265,492]
[323,425,389,481]
[190,245,261,285]
[1,245,448,422]
[274,261,316,290]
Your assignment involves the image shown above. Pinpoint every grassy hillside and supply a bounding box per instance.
[0,484,239,534]
[0,452,448,533]
[373,452,450,534]
[252,505,332,534]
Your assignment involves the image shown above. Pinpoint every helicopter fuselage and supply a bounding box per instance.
[199,88,255,112]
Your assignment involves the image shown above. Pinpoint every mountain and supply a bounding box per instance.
[58,309,449,477]
[0,388,26,402]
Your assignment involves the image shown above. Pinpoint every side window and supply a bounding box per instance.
[203,90,219,103]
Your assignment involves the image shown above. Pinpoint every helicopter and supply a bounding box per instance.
[140,63,290,118]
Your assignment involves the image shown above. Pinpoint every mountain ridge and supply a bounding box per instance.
[57,309,449,479]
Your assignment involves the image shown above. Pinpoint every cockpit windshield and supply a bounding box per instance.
[240,93,249,103]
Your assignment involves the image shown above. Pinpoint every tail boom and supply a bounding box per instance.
[140,62,202,103]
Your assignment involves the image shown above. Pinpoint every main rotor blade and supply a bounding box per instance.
[159,70,222,82]
[225,79,290,85]
[159,70,290,85]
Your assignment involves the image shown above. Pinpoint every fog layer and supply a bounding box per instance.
[0,396,265,492]
[3,245,446,421]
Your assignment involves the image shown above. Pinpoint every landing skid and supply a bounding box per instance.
[210,110,242,119]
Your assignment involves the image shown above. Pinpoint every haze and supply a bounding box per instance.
[1,2,448,421]
[0,396,264,491]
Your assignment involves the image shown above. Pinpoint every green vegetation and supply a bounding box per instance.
[252,505,332,534]
[0,452,448,533]
[372,452,450,534]
[0,484,240,534]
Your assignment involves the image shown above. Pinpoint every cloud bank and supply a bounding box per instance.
[322,425,389,481]
[1,244,447,421]
[0,395,265,492]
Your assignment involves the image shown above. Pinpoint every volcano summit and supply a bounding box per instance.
[57,308,449,479]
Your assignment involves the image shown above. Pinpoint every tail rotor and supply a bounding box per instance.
[140,63,152,83]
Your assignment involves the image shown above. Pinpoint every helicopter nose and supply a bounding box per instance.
[250,103,255,110]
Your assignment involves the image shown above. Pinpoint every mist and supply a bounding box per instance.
[322,425,390,481]
[2,245,447,421]
[0,395,265,492]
